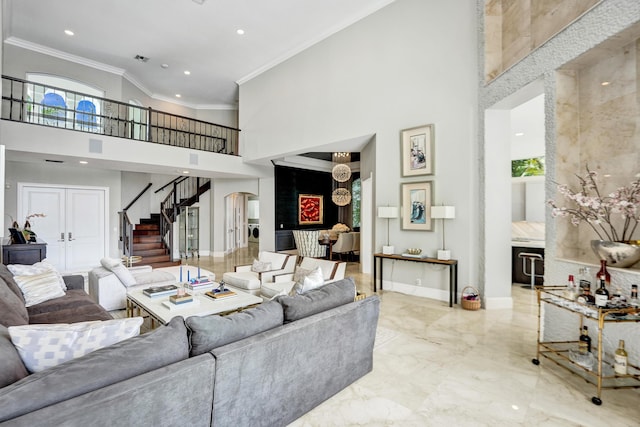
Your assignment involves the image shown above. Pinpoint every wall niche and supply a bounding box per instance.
[484,0,601,82]
[554,22,640,268]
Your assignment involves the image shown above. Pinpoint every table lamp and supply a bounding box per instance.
[430,205,455,260]
[378,206,398,255]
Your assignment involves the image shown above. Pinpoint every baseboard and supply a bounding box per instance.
[211,251,226,258]
[383,281,450,303]
[483,296,513,310]
[198,250,210,256]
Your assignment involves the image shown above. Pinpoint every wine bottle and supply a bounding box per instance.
[597,260,611,287]
[578,326,591,354]
[594,275,609,308]
[614,339,628,375]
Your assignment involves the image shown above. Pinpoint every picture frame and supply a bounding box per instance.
[401,124,434,177]
[298,194,324,225]
[401,182,433,231]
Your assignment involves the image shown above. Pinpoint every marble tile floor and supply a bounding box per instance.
[128,247,640,426]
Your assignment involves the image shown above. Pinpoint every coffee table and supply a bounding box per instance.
[126,284,263,328]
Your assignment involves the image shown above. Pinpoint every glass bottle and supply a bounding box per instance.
[597,260,611,288]
[578,326,591,354]
[594,275,609,308]
[630,285,639,307]
[614,340,628,375]
[579,267,591,293]
[577,286,595,305]
[566,274,577,300]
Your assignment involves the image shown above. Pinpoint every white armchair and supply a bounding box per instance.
[222,252,298,296]
[88,263,176,311]
[260,257,347,299]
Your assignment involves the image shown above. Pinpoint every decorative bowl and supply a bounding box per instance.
[590,240,640,268]
[406,248,422,255]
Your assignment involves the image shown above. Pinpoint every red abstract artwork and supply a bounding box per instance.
[298,195,323,225]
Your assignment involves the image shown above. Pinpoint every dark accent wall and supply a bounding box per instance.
[275,165,338,231]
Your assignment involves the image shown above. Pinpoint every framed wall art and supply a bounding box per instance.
[298,194,324,225]
[401,124,434,177]
[401,182,433,231]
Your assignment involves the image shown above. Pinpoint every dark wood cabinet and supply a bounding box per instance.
[2,243,47,265]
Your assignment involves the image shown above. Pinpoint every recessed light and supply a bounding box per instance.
[184,70,191,75]
[79,160,88,165]
[176,94,182,98]
[182,170,190,174]
[601,81,610,86]
[236,29,245,35]
[64,29,74,36]
[161,63,169,69]
[515,132,524,136]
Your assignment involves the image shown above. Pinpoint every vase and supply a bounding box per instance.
[590,240,640,268]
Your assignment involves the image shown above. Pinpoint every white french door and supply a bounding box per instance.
[18,184,108,272]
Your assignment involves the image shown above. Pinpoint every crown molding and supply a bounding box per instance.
[236,0,395,85]
[5,37,126,76]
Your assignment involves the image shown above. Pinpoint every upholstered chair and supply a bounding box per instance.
[292,230,326,258]
[331,232,353,261]
[260,257,347,300]
[222,252,297,296]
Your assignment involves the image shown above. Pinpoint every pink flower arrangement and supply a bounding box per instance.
[548,166,640,242]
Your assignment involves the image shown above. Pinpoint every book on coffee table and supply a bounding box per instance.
[205,288,237,300]
[161,298,200,311]
[143,284,179,298]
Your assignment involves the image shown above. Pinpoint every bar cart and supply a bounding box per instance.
[532,286,640,405]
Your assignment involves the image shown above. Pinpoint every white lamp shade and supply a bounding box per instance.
[430,206,455,219]
[378,206,398,218]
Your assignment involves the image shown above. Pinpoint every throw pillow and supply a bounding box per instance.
[291,266,324,295]
[7,261,67,291]
[13,271,66,307]
[100,257,136,287]
[251,259,272,273]
[0,326,28,388]
[8,317,143,373]
[277,277,357,323]
[186,301,283,356]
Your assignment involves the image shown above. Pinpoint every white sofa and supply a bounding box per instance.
[222,252,298,296]
[88,265,177,311]
[260,257,347,299]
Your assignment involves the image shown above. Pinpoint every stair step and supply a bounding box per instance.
[139,260,182,269]
[135,224,159,231]
[133,229,160,236]
[133,248,168,257]
[133,235,161,243]
[132,242,163,251]
[136,254,173,264]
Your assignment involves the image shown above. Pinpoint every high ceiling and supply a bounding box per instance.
[3,0,394,109]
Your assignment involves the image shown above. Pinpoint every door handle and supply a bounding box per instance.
[68,232,75,241]
[58,232,65,242]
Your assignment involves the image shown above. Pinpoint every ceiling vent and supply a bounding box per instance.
[134,55,150,63]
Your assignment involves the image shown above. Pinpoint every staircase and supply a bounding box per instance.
[132,214,181,269]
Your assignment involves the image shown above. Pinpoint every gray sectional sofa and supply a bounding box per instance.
[0,276,380,426]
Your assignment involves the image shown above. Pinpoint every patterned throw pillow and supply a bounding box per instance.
[8,317,143,373]
[7,261,67,291]
[251,259,272,273]
[291,266,324,295]
[13,271,66,307]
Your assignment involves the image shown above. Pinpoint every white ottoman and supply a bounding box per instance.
[260,281,295,300]
[222,271,261,295]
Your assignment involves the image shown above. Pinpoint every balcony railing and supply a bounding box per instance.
[1,75,240,155]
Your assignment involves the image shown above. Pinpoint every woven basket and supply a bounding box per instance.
[461,286,481,311]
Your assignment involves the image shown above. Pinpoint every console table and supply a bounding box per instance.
[373,253,458,307]
[2,243,47,265]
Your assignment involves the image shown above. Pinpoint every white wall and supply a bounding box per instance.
[239,0,478,301]
[4,160,121,259]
